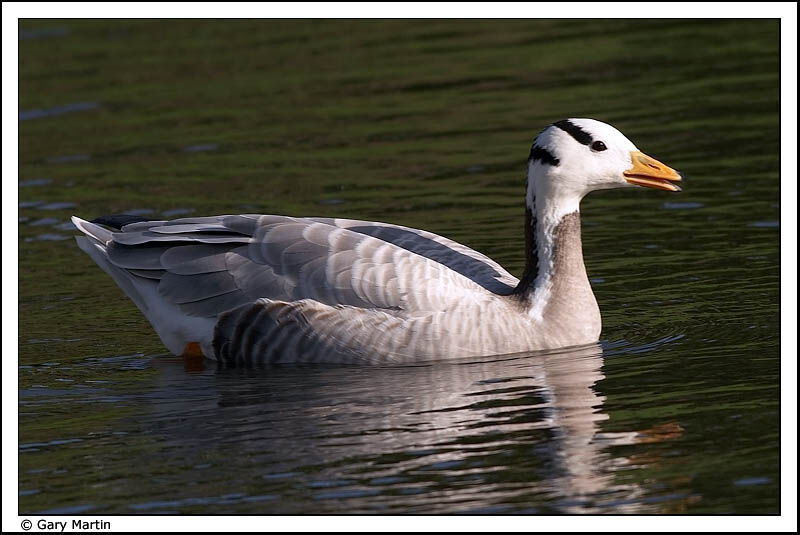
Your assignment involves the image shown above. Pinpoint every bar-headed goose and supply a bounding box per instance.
[73,118,681,365]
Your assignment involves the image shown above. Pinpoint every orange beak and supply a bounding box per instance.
[624,151,682,192]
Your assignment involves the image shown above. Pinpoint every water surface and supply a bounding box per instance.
[18,19,780,514]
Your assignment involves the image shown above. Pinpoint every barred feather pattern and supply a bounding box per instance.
[80,214,569,363]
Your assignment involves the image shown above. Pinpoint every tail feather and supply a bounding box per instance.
[72,216,216,357]
[71,216,113,244]
[74,234,151,313]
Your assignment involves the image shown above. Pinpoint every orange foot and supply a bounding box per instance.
[182,342,206,372]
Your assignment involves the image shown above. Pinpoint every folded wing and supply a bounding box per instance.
[99,214,519,318]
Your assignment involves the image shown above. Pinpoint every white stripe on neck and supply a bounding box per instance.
[525,160,583,321]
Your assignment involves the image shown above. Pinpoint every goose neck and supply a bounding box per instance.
[516,191,595,324]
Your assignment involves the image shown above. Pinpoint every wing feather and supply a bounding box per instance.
[106,243,169,270]
[160,244,243,274]
[96,213,515,319]
[158,271,238,303]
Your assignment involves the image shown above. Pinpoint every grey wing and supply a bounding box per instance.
[310,217,519,294]
[103,214,506,318]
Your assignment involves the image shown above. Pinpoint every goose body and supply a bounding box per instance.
[73,119,681,365]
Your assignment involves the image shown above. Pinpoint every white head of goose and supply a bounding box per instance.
[72,118,681,365]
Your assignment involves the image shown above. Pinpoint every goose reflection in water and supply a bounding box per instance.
[139,344,683,514]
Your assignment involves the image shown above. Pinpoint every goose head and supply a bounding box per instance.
[526,118,681,213]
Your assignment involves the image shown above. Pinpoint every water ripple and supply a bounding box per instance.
[19,102,99,121]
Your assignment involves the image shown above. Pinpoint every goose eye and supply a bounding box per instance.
[591,141,607,152]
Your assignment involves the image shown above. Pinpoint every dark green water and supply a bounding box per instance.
[18,19,779,514]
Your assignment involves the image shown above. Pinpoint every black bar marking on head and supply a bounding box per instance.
[553,119,593,145]
[528,145,560,166]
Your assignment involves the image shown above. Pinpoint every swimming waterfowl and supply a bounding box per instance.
[73,118,681,365]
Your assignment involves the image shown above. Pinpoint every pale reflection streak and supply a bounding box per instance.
[144,344,674,513]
